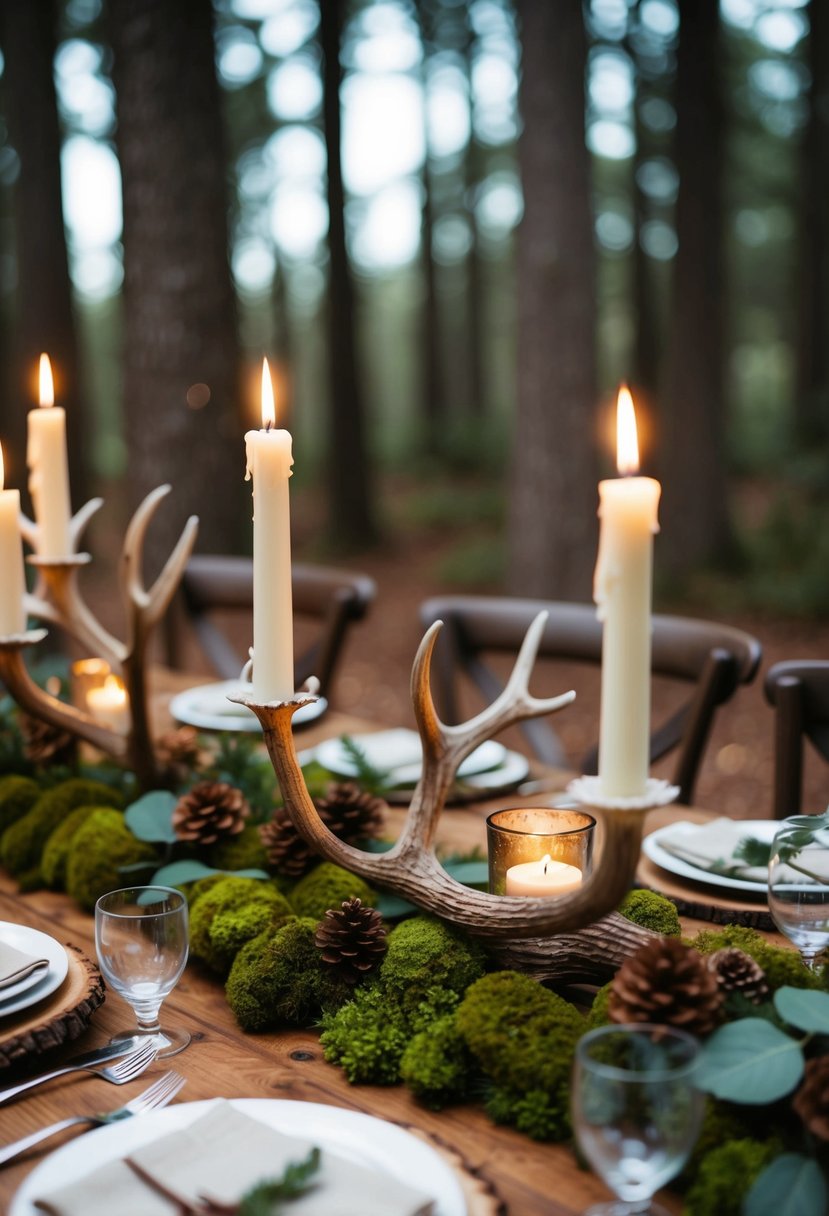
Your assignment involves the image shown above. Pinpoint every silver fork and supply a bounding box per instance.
[0,1071,186,1167]
[0,1038,159,1106]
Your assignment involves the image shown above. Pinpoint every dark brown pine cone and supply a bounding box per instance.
[155,726,201,785]
[172,780,250,846]
[258,807,318,877]
[18,714,76,768]
[793,1056,829,1141]
[707,947,770,1005]
[610,937,725,1036]
[314,897,387,984]
[316,782,386,845]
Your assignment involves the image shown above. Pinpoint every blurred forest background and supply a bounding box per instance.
[0,0,826,620]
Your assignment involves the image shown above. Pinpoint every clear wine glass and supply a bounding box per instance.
[572,1023,703,1216]
[768,814,829,970]
[95,885,190,1059]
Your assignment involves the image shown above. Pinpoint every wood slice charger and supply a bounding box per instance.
[0,944,104,1070]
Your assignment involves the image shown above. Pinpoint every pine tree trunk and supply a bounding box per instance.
[319,0,378,550]
[109,0,245,573]
[507,0,598,601]
[0,0,87,506]
[661,0,732,572]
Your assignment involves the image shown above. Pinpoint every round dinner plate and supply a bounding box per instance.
[312,731,508,785]
[10,1097,468,1216]
[169,680,328,733]
[642,819,778,894]
[0,923,69,1018]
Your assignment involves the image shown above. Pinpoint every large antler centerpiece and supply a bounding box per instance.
[0,486,197,789]
[235,611,678,984]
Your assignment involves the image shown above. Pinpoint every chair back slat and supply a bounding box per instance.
[765,661,829,817]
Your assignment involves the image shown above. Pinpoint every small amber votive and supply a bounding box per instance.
[486,807,596,897]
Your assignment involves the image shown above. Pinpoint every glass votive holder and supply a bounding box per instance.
[71,658,112,710]
[486,807,596,897]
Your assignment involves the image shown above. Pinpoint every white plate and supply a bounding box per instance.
[310,730,508,786]
[170,681,328,733]
[642,819,778,894]
[0,923,69,1018]
[10,1098,468,1216]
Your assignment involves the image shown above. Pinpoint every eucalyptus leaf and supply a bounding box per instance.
[374,892,416,919]
[696,1018,804,1104]
[774,986,829,1034]
[151,859,269,888]
[745,1154,827,1216]
[442,859,490,888]
[125,791,178,843]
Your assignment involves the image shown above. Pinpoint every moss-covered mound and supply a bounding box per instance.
[41,805,100,889]
[619,888,682,937]
[400,1013,475,1109]
[190,876,293,975]
[1,778,124,880]
[208,824,269,873]
[692,924,827,992]
[288,863,375,920]
[65,808,155,911]
[0,775,40,835]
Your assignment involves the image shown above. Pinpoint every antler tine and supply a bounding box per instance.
[121,484,172,607]
[410,620,445,747]
[69,497,104,550]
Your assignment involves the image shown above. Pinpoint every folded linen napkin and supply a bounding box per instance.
[655,818,770,883]
[0,939,49,990]
[35,1101,437,1216]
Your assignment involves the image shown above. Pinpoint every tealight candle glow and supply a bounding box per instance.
[505,854,583,897]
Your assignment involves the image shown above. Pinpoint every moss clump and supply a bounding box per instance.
[190,877,292,973]
[1,778,123,878]
[0,775,40,835]
[455,971,584,1141]
[41,805,99,889]
[685,1098,765,1181]
[684,1139,776,1216]
[208,824,269,873]
[379,916,488,1022]
[400,1014,475,1109]
[692,924,825,991]
[65,809,156,911]
[226,918,349,1031]
[618,888,681,937]
[288,863,375,920]
[586,982,613,1030]
[320,985,411,1085]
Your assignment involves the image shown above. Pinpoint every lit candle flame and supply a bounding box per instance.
[261,357,275,429]
[39,354,54,408]
[102,674,127,703]
[616,385,640,476]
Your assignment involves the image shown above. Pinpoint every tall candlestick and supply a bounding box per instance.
[245,358,294,702]
[594,387,661,799]
[0,444,26,635]
[27,354,72,559]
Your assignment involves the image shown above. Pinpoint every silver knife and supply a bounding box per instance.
[0,1035,142,1105]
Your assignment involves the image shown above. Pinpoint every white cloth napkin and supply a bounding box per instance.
[655,817,769,882]
[35,1101,436,1216]
[0,939,49,990]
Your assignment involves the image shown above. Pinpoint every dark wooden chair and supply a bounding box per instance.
[166,556,376,701]
[764,661,829,817]
[419,595,763,805]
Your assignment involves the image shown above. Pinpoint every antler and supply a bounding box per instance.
[238,611,671,979]
[8,488,198,789]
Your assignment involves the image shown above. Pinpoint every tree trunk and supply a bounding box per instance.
[794,0,829,443]
[661,0,731,572]
[319,0,378,550]
[507,0,598,601]
[417,0,446,457]
[109,0,245,573]
[0,0,87,507]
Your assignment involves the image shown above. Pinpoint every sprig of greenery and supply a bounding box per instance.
[338,735,392,795]
[237,1147,321,1215]
[204,733,277,820]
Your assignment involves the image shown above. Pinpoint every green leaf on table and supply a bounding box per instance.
[745,1154,827,1216]
[125,791,178,842]
[238,1146,321,1215]
[151,859,269,888]
[374,891,417,919]
[774,986,829,1033]
[733,836,772,868]
[442,859,490,889]
[696,1018,804,1104]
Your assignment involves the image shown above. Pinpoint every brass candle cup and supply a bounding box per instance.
[486,807,597,896]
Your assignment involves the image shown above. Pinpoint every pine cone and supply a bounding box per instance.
[610,938,724,1036]
[259,808,318,877]
[172,780,250,846]
[707,947,769,1005]
[316,782,385,845]
[156,726,201,785]
[793,1057,829,1141]
[19,714,76,768]
[314,897,387,984]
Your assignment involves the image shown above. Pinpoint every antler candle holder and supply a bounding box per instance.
[236,611,677,983]
[0,486,198,789]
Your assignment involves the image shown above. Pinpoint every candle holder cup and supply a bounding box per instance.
[486,807,596,896]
